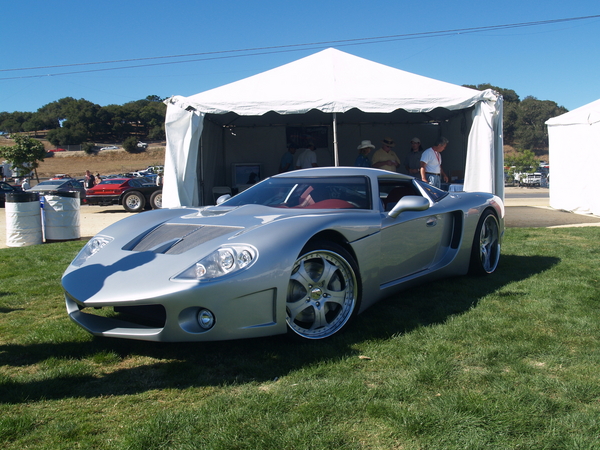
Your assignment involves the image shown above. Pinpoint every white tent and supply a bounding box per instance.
[163,48,503,207]
[546,99,600,216]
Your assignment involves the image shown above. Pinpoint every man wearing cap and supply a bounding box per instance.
[355,140,375,167]
[420,136,449,188]
[404,137,423,176]
[371,138,401,172]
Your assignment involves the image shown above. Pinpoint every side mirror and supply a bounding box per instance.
[216,194,231,205]
[388,195,430,218]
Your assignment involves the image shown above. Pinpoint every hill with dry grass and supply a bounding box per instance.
[36,148,165,178]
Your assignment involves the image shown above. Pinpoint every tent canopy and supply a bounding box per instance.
[164,48,503,207]
[546,98,600,216]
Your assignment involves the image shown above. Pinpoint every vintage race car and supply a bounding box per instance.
[62,167,504,342]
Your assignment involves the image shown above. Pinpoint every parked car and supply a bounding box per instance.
[48,148,66,152]
[84,177,162,212]
[27,179,86,202]
[137,141,148,149]
[0,181,22,207]
[517,172,542,187]
[99,146,119,151]
[62,167,504,343]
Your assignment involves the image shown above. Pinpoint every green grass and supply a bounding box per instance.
[1,228,599,449]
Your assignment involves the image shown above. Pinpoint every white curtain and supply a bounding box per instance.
[163,103,204,207]
[464,96,504,198]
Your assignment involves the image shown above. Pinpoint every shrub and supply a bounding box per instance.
[81,142,96,155]
[122,136,139,153]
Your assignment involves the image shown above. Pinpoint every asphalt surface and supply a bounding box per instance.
[1,186,599,249]
[503,187,600,228]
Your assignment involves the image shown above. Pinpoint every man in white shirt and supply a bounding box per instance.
[295,143,318,169]
[420,137,449,188]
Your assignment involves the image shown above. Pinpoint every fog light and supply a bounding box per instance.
[197,309,215,330]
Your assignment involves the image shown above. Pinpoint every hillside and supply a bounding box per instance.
[35,148,166,178]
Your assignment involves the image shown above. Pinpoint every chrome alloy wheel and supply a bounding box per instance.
[476,212,500,274]
[286,246,359,339]
[123,191,145,212]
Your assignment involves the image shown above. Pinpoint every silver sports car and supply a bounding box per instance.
[62,167,503,342]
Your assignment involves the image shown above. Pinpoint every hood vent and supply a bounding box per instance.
[130,224,242,255]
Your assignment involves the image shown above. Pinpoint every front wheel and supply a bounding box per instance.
[469,210,501,275]
[286,241,361,340]
[122,191,145,213]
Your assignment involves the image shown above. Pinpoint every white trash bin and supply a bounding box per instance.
[5,192,43,247]
[43,192,81,242]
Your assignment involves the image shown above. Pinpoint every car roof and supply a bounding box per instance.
[273,166,414,180]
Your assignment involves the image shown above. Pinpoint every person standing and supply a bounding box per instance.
[21,178,30,190]
[420,136,449,188]
[404,137,423,176]
[295,143,318,169]
[279,143,297,173]
[371,138,400,172]
[84,170,95,189]
[355,140,374,167]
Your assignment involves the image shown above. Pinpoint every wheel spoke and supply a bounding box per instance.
[311,305,328,330]
[319,258,339,287]
[286,298,311,322]
[290,262,315,289]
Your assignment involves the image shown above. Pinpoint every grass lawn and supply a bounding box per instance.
[1,227,599,449]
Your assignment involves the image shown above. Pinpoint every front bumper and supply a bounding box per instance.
[64,286,284,342]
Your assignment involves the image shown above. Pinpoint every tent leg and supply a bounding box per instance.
[333,113,339,166]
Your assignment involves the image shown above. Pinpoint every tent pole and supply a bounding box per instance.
[333,113,339,166]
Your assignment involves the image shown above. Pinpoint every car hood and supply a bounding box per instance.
[62,205,378,304]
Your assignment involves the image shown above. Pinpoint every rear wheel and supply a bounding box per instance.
[122,191,145,213]
[469,210,500,275]
[286,241,361,340]
[150,190,162,209]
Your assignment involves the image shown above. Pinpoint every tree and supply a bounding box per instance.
[0,135,47,181]
[505,148,538,182]
[515,96,568,150]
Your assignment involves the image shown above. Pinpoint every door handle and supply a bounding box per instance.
[426,217,437,227]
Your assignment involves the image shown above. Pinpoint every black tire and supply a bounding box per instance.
[122,191,146,213]
[469,210,501,275]
[150,190,162,209]
[286,241,361,340]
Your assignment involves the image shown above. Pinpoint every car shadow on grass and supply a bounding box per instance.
[0,253,559,404]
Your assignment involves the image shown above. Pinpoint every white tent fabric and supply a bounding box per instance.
[164,48,503,207]
[546,99,600,216]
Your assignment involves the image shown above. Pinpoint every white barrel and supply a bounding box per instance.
[43,193,81,241]
[5,192,43,247]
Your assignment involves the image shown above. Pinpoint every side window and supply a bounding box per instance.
[414,180,448,202]
[378,180,420,211]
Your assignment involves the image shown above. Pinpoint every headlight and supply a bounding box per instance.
[71,235,113,267]
[174,245,258,282]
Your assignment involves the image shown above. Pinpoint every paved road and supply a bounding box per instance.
[1,187,599,249]
[504,187,600,228]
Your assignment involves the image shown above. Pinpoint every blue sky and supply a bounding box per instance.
[1,0,599,113]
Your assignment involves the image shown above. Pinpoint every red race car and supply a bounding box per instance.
[85,178,162,212]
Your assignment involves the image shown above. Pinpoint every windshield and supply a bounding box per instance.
[221,176,372,210]
[36,181,63,187]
